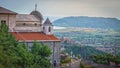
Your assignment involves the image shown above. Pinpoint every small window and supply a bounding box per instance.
[49,27,51,32]
[23,23,26,26]
[34,23,37,26]
[1,20,6,25]
[43,27,45,30]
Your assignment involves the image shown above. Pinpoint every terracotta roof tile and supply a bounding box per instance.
[11,32,60,42]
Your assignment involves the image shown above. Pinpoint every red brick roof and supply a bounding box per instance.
[0,6,17,14]
[11,32,60,42]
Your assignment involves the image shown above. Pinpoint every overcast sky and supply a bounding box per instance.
[0,0,120,20]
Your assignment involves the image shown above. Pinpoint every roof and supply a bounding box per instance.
[0,6,17,14]
[16,14,40,22]
[30,10,43,21]
[11,32,60,42]
[43,18,52,25]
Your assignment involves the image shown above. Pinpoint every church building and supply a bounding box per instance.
[0,6,61,67]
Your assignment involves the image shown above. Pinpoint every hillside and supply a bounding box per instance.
[64,44,105,60]
[53,16,120,31]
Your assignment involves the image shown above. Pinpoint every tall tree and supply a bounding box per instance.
[0,22,52,68]
[31,42,52,68]
[0,22,18,48]
[0,22,19,68]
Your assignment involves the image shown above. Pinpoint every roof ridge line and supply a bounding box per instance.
[13,29,26,41]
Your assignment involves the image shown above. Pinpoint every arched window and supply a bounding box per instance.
[49,27,51,32]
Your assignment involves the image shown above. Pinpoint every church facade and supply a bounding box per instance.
[0,6,61,67]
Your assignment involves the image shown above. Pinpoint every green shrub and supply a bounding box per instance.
[60,57,71,64]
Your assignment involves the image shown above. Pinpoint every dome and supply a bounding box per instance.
[30,10,43,21]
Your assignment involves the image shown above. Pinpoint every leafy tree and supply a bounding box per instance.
[0,22,18,47]
[92,54,109,64]
[14,44,33,68]
[0,21,19,68]
[0,22,52,68]
[31,42,52,68]
[64,43,105,60]
[114,55,120,66]
[92,53,120,66]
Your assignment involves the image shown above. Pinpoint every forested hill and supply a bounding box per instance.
[64,44,106,60]
[53,16,120,31]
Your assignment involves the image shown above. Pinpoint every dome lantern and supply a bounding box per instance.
[30,4,43,23]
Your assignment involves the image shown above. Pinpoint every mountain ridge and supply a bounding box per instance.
[53,16,120,31]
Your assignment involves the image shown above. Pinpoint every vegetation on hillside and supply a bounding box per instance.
[64,43,105,60]
[55,29,120,54]
[92,54,120,66]
[63,43,120,67]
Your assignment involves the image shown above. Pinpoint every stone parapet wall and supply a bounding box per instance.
[61,59,80,68]
[14,26,41,32]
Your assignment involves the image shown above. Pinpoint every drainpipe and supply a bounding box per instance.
[52,41,55,68]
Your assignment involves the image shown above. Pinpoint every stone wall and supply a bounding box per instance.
[20,41,61,67]
[42,41,61,67]
[0,14,16,31]
[14,26,41,32]
[61,59,80,68]
[41,25,53,35]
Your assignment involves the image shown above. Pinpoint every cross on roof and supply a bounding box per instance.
[35,4,37,11]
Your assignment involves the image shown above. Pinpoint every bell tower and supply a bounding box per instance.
[42,18,53,35]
